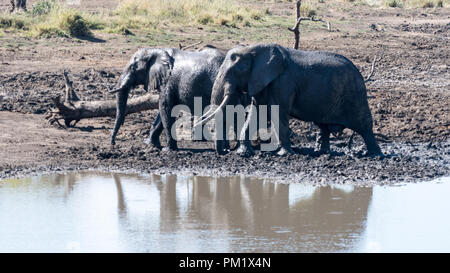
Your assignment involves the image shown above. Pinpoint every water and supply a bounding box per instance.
[0,172,449,253]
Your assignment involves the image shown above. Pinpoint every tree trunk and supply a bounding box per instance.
[48,94,159,127]
[46,72,159,127]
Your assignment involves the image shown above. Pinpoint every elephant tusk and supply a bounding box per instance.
[109,87,123,94]
[193,95,230,128]
[194,108,213,127]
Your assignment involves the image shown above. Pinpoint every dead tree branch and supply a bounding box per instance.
[288,0,331,49]
[365,52,384,82]
[63,70,80,103]
[46,72,159,128]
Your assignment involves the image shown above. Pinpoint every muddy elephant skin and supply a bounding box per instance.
[207,43,382,156]
[110,47,227,149]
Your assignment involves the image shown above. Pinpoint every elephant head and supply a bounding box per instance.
[195,44,287,127]
[110,48,174,145]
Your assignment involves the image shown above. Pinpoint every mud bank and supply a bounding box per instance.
[0,110,448,185]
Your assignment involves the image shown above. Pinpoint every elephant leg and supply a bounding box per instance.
[315,124,330,153]
[360,130,383,156]
[276,110,294,156]
[159,86,178,151]
[144,112,163,149]
[222,117,233,151]
[236,103,256,157]
[228,115,241,151]
[215,119,228,155]
[18,0,26,10]
[111,89,129,145]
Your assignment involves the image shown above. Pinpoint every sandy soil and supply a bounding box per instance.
[0,2,448,184]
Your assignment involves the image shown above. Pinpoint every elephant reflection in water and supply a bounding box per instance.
[110,174,372,252]
[154,176,372,252]
[112,174,127,215]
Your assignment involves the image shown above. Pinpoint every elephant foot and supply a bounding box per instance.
[215,140,230,155]
[236,145,255,157]
[314,146,330,154]
[162,141,178,152]
[364,150,384,158]
[223,140,231,151]
[216,149,228,156]
[143,137,162,149]
[276,146,295,156]
[162,146,178,152]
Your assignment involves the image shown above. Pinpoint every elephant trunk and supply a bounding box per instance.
[110,87,130,145]
[109,65,135,93]
[210,69,229,106]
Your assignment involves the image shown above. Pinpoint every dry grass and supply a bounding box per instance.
[113,0,265,28]
[0,0,267,38]
[339,0,446,7]
[0,0,446,40]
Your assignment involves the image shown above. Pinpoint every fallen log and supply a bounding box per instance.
[46,72,159,128]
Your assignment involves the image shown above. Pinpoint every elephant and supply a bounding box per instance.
[109,46,246,150]
[195,43,382,156]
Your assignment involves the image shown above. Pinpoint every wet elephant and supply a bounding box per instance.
[196,44,382,156]
[110,47,227,150]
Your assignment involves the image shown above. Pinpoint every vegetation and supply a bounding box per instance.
[382,0,446,8]
[0,0,272,38]
[337,0,446,7]
[114,0,264,27]
[385,0,403,7]
[29,0,55,16]
[0,0,446,40]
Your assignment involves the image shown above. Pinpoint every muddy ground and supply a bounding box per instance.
[0,2,449,185]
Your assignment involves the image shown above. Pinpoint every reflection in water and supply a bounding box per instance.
[0,173,449,252]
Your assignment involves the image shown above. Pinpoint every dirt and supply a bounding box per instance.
[0,2,449,184]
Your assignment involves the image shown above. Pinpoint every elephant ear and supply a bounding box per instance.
[146,49,174,92]
[248,46,286,97]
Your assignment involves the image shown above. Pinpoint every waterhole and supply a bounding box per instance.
[0,172,449,252]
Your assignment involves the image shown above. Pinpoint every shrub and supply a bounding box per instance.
[300,3,317,17]
[197,14,214,25]
[422,1,434,7]
[62,13,91,37]
[0,14,29,30]
[217,17,229,26]
[30,0,56,16]
[250,12,262,21]
[32,25,66,38]
[385,0,403,7]
[32,6,93,38]
[232,14,244,22]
